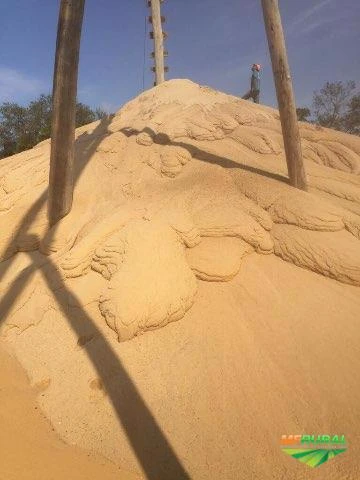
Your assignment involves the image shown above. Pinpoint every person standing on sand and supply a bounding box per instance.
[242,64,261,104]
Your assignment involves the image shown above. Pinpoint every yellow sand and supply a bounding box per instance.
[1,79,360,479]
[0,345,139,480]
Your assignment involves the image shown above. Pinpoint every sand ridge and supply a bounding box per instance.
[0,79,360,479]
[1,79,360,340]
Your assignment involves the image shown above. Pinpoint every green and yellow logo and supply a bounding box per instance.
[280,434,347,468]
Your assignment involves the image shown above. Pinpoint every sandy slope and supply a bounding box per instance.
[1,79,360,479]
[0,345,139,480]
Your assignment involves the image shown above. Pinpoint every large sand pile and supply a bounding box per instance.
[1,79,360,479]
[0,345,139,480]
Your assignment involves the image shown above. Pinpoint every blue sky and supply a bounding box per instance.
[0,0,359,112]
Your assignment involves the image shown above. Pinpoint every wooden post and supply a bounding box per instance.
[261,0,307,190]
[149,0,165,85]
[48,0,85,226]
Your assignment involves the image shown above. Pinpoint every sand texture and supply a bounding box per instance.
[0,345,139,480]
[1,79,360,479]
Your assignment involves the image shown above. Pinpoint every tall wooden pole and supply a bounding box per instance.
[150,0,165,85]
[48,0,85,226]
[261,0,307,191]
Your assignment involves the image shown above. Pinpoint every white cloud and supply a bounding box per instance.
[0,66,46,103]
[299,16,338,35]
[288,0,337,35]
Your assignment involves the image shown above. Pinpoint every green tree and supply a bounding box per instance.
[75,102,96,126]
[344,95,360,135]
[0,102,28,157]
[95,107,109,120]
[27,94,53,144]
[0,95,108,159]
[296,107,311,122]
[313,81,356,129]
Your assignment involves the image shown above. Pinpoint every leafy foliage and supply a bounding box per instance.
[0,103,28,158]
[0,94,110,159]
[296,81,359,135]
[296,107,311,122]
[312,81,356,130]
[343,95,360,135]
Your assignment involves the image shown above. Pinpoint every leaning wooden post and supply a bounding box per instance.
[261,0,307,190]
[149,0,165,85]
[48,0,85,225]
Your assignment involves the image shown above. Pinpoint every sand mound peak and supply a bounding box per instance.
[1,79,360,479]
[1,78,360,339]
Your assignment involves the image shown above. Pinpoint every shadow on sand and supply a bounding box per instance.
[121,126,290,184]
[0,118,190,480]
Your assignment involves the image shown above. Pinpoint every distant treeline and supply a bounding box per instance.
[296,80,359,135]
[0,94,108,159]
